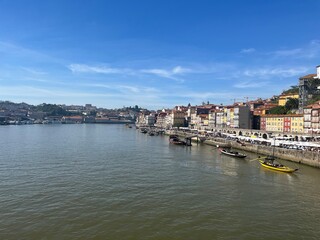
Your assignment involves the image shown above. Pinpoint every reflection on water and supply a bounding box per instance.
[0,124,319,239]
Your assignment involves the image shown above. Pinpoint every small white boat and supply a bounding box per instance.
[219,148,246,158]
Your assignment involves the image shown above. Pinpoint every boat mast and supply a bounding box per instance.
[272,138,275,157]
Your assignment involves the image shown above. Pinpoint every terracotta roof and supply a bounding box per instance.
[305,100,320,109]
[299,74,317,79]
[311,104,320,109]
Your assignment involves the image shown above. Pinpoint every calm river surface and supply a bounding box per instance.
[0,124,319,239]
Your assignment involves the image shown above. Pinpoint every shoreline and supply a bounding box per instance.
[165,129,320,169]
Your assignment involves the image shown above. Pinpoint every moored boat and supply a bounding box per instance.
[169,135,186,145]
[219,148,246,158]
[140,128,148,134]
[258,156,298,173]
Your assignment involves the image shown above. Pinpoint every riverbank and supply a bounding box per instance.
[164,129,320,168]
[229,140,320,168]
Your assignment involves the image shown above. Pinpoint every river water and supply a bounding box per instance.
[0,124,319,239]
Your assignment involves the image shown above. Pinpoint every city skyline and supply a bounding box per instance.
[0,0,320,109]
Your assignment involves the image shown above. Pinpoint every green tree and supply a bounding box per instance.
[285,98,299,111]
[282,85,299,95]
[32,104,70,116]
[268,106,286,115]
[307,95,320,105]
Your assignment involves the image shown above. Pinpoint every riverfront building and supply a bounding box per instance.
[171,110,186,127]
[234,105,251,129]
[260,114,304,133]
[155,112,167,128]
[134,66,320,135]
[303,101,320,134]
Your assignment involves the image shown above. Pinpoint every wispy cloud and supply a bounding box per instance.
[141,66,190,81]
[233,81,269,88]
[272,48,302,57]
[0,86,123,98]
[68,63,191,82]
[270,40,320,59]
[21,67,47,75]
[0,41,64,64]
[240,48,256,53]
[241,67,309,78]
[68,64,133,74]
[84,83,158,94]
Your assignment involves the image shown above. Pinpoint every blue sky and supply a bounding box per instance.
[0,0,319,109]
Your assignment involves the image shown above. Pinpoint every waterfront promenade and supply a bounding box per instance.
[164,128,320,168]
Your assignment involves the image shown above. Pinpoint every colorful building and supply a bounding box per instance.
[253,103,278,116]
[260,114,303,133]
[278,93,299,106]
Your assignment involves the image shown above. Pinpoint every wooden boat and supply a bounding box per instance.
[219,148,246,158]
[258,156,298,173]
[169,135,186,145]
[257,138,298,173]
[140,128,148,134]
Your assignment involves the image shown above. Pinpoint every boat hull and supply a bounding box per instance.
[220,149,246,158]
[259,160,297,173]
[169,135,186,145]
[170,140,185,145]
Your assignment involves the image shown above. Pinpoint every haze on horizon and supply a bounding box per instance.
[0,0,319,109]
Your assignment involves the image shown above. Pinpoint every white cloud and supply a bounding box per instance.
[270,40,320,59]
[172,66,190,74]
[141,66,191,82]
[0,86,123,98]
[233,81,269,88]
[21,67,47,75]
[240,48,256,53]
[83,83,158,94]
[68,63,190,82]
[241,67,309,78]
[68,64,132,74]
[272,48,302,57]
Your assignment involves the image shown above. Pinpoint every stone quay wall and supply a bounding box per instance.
[228,141,320,168]
[165,129,320,168]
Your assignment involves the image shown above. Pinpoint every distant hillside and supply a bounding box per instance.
[282,86,299,95]
[0,101,31,110]
[268,98,299,114]
[31,104,71,116]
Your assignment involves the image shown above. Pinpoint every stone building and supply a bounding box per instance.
[299,65,320,112]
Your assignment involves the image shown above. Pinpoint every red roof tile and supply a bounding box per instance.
[299,74,317,79]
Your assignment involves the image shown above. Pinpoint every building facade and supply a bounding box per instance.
[278,93,299,106]
[299,65,320,112]
[234,105,251,129]
[171,110,186,127]
[261,114,303,133]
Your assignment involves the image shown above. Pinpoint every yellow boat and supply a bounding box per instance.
[258,157,298,173]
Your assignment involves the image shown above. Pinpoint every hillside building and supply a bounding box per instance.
[299,65,320,112]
